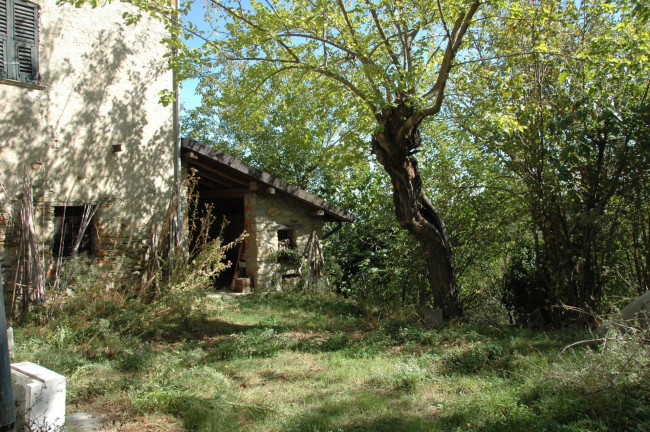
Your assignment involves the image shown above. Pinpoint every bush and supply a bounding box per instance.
[501,246,552,327]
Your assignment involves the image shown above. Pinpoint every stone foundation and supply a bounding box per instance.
[0,198,162,308]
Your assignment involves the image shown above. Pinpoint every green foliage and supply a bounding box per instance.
[447,0,650,324]
[131,366,236,431]
[157,235,227,328]
[13,292,650,431]
[273,247,302,265]
[367,362,430,391]
[417,120,525,320]
[211,328,285,360]
[176,0,487,317]
[441,341,507,375]
[63,0,650,326]
[322,167,433,311]
[183,71,369,193]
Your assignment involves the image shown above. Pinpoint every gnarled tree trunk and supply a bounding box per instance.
[371,101,463,319]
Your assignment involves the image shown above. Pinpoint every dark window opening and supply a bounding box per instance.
[52,206,95,258]
[278,229,297,250]
[277,229,298,264]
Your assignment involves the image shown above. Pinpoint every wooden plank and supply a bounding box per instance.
[193,170,238,189]
[199,189,252,199]
[188,158,251,187]
[229,241,245,291]
[186,160,248,188]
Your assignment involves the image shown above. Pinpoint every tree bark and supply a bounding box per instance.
[371,101,463,319]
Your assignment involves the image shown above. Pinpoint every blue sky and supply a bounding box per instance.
[181,78,202,112]
[179,0,209,112]
[180,0,254,112]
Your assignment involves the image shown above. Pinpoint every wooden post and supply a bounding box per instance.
[0,264,17,432]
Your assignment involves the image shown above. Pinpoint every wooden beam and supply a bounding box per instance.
[199,189,252,199]
[187,159,250,187]
[265,187,276,195]
[193,170,238,189]
[309,210,325,218]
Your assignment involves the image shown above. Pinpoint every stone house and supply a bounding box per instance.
[182,139,354,291]
[0,0,352,298]
[0,0,177,294]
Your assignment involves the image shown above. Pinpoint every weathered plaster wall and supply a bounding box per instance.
[0,1,174,279]
[245,193,323,291]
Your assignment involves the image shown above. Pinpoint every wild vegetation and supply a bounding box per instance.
[12,285,650,432]
[179,0,650,326]
[4,0,650,430]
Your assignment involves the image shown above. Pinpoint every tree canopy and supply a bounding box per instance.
[61,0,649,324]
[173,0,496,318]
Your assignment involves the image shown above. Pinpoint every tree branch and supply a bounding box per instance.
[276,32,365,63]
[405,28,418,72]
[308,65,378,113]
[436,0,451,39]
[336,0,358,42]
[365,1,401,69]
[387,4,408,69]
[331,0,387,100]
[227,56,378,114]
[397,1,480,144]
[208,0,301,63]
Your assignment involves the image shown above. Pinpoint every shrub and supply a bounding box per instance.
[501,246,551,327]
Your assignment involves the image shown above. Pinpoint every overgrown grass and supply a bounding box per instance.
[12,292,650,431]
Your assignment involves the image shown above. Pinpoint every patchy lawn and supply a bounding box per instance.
[12,292,650,431]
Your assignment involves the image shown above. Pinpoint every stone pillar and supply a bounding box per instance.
[243,194,257,287]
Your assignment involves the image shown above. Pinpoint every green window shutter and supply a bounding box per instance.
[0,0,7,78]
[13,0,37,82]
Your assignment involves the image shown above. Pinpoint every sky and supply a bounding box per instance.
[179,0,253,113]
[179,0,209,112]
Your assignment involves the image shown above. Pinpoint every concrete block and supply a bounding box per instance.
[65,412,104,432]
[11,361,66,431]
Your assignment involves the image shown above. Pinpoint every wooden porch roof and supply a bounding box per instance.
[181,139,354,223]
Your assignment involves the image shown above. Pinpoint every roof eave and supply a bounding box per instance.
[181,139,354,223]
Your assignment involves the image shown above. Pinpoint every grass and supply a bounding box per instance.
[12,292,650,432]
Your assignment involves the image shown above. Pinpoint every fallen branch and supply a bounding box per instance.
[559,338,606,356]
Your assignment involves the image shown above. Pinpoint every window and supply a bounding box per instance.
[277,229,296,250]
[52,206,96,258]
[277,229,298,263]
[0,0,39,83]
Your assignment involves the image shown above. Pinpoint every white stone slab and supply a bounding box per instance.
[11,361,66,431]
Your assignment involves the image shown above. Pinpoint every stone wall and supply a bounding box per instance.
[244,192,323,291]
[0,1,174,290]
[0,199,156,299]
